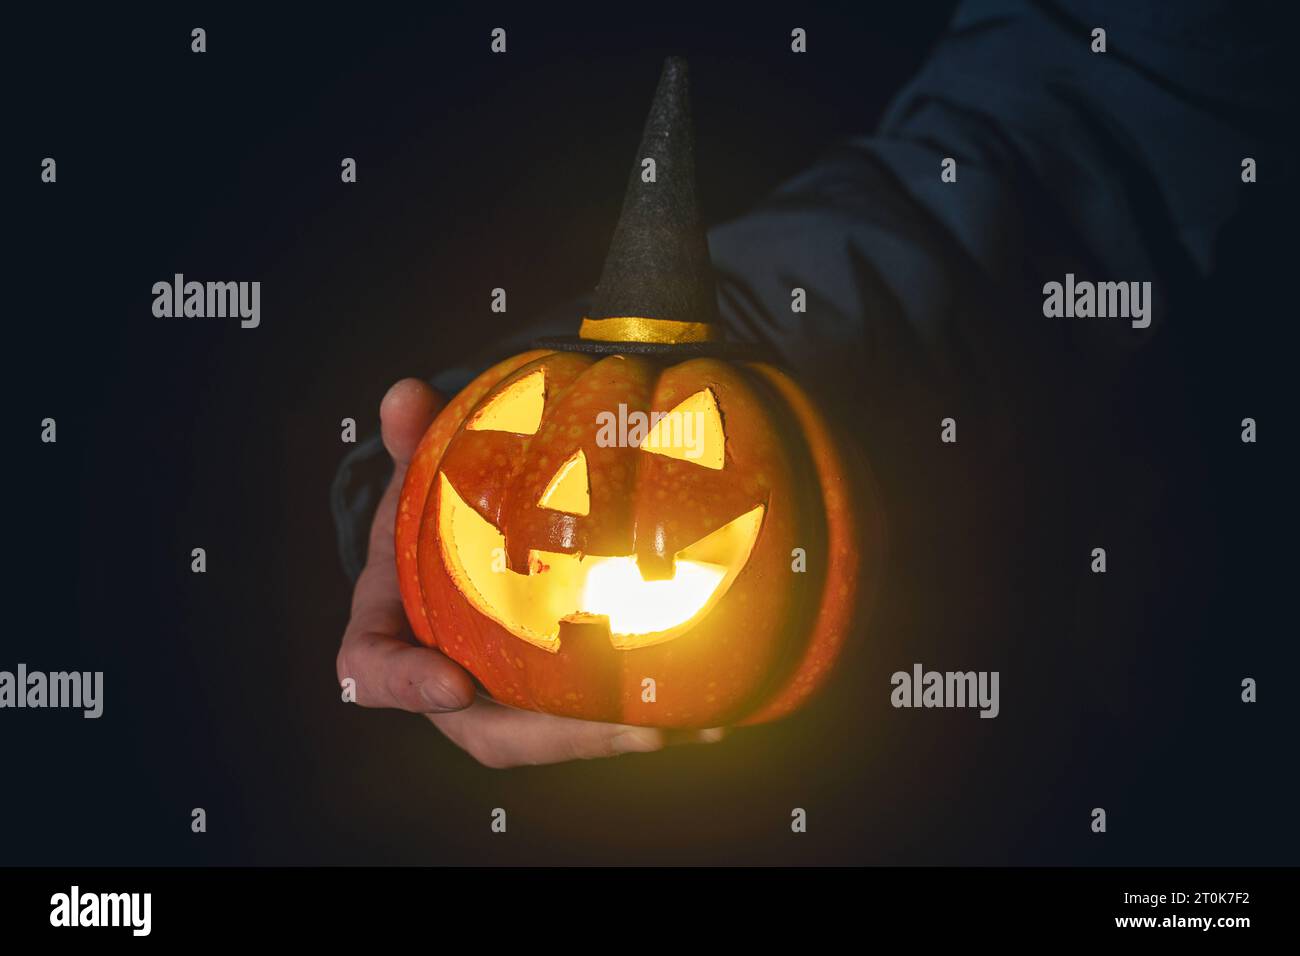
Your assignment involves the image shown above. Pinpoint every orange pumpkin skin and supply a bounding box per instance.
[396,350,871,728]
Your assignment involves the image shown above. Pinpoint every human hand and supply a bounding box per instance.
[336,378,722,767]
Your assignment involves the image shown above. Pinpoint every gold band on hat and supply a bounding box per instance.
[578,316,722,345]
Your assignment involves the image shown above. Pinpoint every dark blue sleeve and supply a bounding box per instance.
[708,0,1280,418]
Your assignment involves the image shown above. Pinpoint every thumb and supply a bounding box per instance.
[380,378,444,469]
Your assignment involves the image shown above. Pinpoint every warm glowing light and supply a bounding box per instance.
[580,558,724,641]
[437,473,764,652]
[639,387,725,469]
[537,449,590,515]
[466,369,545,435]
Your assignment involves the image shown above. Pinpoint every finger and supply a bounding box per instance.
[430,698,666,768]
[337,378,464,714]
[337,566,476,713]
[338,626,477,714]
[366,378,446,564]
[381,378,443,468]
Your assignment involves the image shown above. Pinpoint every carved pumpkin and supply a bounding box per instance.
[394,59,872,728]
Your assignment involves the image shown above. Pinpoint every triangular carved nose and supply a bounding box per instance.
[537,450,590,516]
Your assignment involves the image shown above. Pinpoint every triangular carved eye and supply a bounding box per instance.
[538,449,590,515]
[467,369,545,435]
[639,388,725,470]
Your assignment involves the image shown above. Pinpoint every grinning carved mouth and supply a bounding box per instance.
[436,473,764,652]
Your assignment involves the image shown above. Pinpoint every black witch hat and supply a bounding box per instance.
[538,57,755,358]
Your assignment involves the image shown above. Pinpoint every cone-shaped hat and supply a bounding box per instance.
[579,56,720,345]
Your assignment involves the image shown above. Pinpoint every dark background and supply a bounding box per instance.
[7,2,1295,865]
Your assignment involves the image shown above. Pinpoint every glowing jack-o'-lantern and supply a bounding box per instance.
[394,58,874,728]
[440,368,761,651]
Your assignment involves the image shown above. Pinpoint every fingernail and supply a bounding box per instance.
[421,680,466,712]
[611,728,663,754]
